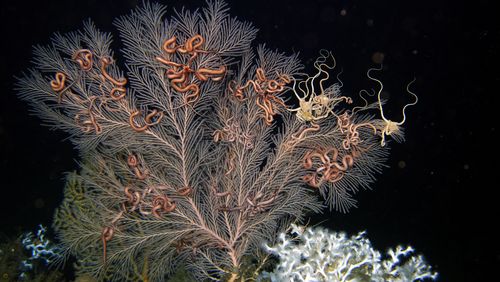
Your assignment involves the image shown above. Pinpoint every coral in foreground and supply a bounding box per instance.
[15,1,418,281]
[261,224,438,282]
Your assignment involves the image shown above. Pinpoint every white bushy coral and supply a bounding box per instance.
[260,224,437,282]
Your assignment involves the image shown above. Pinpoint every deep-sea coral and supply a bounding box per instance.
[15,1,417,281]
[261,224,437,282]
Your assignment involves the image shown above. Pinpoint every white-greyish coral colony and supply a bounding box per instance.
[261,224,437,282]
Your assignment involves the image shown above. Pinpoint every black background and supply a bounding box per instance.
[0,0,495,281]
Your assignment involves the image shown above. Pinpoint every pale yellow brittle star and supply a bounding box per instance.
[367,65,418,146]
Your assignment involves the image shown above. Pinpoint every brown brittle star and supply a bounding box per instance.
[99,56,127,101]
[73,96,103,134]
[72,49,93,71]
[50,72,79,103]
[101,226,114,265]
[128,109,164,132]
[151,195,176,218]
[127,153,150,180]
[302,147,355,188]
[233,67,290,125]
[156,35,226,104]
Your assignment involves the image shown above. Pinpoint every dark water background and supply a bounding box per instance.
[0,0,495,281]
